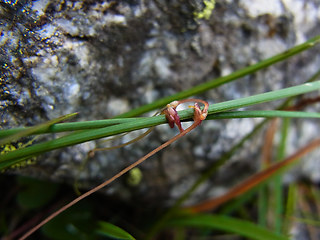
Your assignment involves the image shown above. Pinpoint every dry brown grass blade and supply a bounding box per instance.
[186,138,320,213]
[286,96,320,111]
[262,119,279,167]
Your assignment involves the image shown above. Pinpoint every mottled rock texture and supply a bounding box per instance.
[1,0,320,205]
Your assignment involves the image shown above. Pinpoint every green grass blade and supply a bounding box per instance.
[1,110,317,141]
[206,110,320,119]
[274,118,290,233]
[1,81,320,170]
[205,81,320,114]
[0,117,143,139]
[96,221,135,240]
[218,190,257,215]
[0,113,78,145]
[175,81,320,121]
[0,115,166,170]
[167,214,289,240]
[283,184,297,234]
[1,81,319,140]
[307,67,320,83]
[258,184,268,227]
[117,35,320,118]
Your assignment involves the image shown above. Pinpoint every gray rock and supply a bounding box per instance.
[1,0,320,207]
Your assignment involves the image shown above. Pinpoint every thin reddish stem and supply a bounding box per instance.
[19,99,208,240]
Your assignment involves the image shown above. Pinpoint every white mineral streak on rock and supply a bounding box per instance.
[240,0,284,17]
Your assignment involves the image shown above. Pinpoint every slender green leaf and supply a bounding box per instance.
[0,117,166,170]
[2,110,318,140]
[96,221,135,240]
[307,68,320,83]
[0,113,78,145]
[167,214,289,240]
[219,190,257,215]
[207,110,320,119]
[205,81,320,115]
[0,117,142,139]
[1,82,320,171]
[117,35,320,117]
[258,184,268,227]
[283,184,297,234]
[274,118,290,233]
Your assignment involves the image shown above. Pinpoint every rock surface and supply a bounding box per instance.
[1,0,320,206]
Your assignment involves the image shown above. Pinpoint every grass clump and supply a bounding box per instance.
[1,35,320,240]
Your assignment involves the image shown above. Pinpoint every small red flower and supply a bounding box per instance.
[161,101,184,132]
[162,99,208,133]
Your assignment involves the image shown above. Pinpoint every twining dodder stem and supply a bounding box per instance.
[19,99,208,240]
